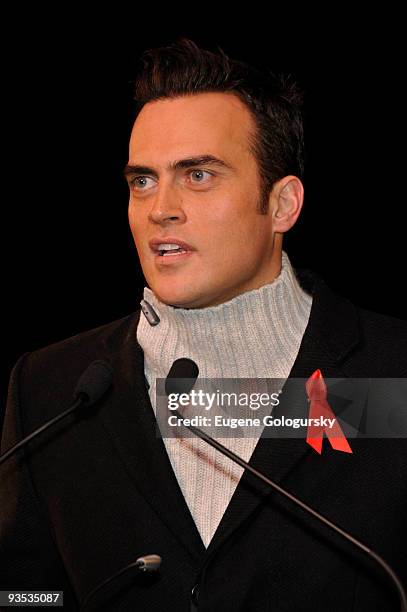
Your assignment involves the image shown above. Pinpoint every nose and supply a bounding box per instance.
[148,182,187,226]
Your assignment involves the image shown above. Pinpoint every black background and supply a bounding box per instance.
[2,9,406,420]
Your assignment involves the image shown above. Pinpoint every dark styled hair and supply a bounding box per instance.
[132,38,304,214]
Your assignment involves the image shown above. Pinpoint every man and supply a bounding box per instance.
[1,38,406,611]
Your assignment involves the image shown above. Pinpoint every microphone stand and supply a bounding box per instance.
[173,409,407,612]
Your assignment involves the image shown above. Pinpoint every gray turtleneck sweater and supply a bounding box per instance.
[136,251,312,547]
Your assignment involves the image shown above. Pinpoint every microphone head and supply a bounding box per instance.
[135,554,162,572]
[74,360,113,405]
[165,358,199,396]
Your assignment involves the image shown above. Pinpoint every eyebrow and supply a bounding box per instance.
[123,155,233,179]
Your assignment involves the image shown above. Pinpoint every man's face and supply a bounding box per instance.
[127,92,280,308]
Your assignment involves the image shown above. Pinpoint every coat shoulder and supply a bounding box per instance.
[296,268,407,376]
[357,305,407,338]
[348,305,407,375]
[24,311,140,368]
[9,312,142,425]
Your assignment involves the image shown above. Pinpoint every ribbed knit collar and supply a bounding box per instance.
[136,251,313,380]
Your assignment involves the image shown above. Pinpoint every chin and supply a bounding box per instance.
[151,282,212,309]
[150,285,196,308]
[147,270,228,308]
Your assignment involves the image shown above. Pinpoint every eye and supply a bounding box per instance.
[129,176,156,191]
[188,169,212,184]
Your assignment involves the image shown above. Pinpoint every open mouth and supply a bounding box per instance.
[158,246,188,257]
[150,241,194,257]
[149,239,195,264]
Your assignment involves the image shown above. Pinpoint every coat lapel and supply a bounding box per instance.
[97,311,206,563]
[205,269,361,557]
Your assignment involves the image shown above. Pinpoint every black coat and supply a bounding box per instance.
[1,270,407,611]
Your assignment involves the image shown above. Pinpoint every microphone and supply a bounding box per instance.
[0,360,113,467]
[140,299,160,326]
[165,357,199,396]
[80,554,162,610]
[165,358,407,612]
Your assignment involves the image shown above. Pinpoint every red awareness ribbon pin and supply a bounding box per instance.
[305,369,353,454]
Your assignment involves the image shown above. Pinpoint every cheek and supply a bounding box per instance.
[127,202,135,230]
[128,204,143,244]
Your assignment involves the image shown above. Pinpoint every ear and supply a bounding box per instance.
[269,176,304,233]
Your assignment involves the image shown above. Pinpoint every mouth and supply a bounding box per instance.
[149,238,196,265]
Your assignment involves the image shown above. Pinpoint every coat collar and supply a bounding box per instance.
[97,268,360,562]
